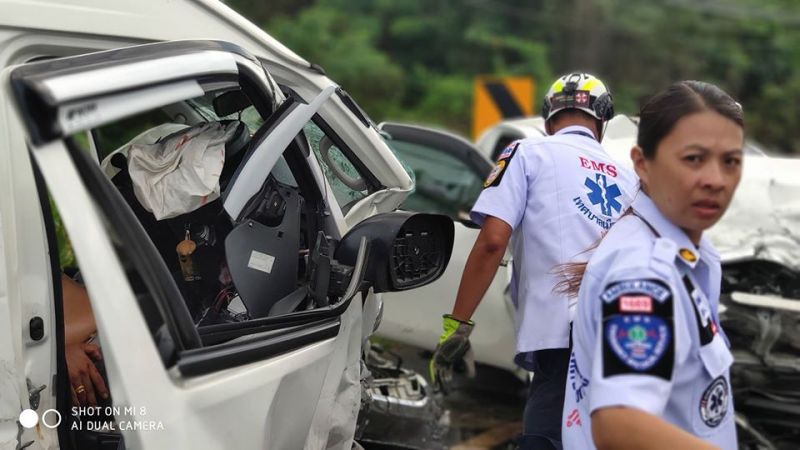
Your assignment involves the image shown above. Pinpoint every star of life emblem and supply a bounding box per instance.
[584,173,622,216]
[700,376,729,428]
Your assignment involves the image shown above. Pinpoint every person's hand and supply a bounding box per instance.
[429,314,475,393]
[65,343,108,406]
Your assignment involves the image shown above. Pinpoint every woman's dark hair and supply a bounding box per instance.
[554,80,744,298]
[637,80,744,159]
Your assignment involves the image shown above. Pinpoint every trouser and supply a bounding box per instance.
[516,348,572,450]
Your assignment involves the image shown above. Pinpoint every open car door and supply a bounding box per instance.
[376,123,518,374]
[3,40,370,450]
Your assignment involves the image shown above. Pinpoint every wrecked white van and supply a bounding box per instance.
[0,2,455,449]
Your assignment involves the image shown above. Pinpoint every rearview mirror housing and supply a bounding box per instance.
[334,212,454,293]
[213,89,251,117]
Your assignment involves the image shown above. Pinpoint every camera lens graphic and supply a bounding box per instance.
[18,409,38,429]
[42,409,62,428]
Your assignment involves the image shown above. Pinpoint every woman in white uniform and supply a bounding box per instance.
[561,81,744,450]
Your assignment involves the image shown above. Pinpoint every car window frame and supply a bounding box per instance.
[378,123,492,219]
[14,41,356,376]
[305,115,383,213]
[280,86,383,208]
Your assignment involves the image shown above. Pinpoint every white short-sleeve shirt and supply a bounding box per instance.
[471,125,638,353]
[562,192,737,450]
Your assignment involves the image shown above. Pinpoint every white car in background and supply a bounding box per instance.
[0,2,455,450]
[475,114,769,163]
[386,115,800,448]
[377,122,518,374]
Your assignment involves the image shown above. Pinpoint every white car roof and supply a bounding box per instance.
[0,0,308,67]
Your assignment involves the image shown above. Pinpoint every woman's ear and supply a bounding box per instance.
[630,145,649,188]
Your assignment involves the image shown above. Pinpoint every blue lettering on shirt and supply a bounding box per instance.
[569,352,590,403]
[573,196,613,230]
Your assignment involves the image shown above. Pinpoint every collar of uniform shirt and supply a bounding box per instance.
[630,190,719,269]
[554,125,596,139]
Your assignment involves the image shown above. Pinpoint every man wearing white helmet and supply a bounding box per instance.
[430,73,638,449]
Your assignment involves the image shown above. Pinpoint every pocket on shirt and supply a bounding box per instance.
[691,336,734,436]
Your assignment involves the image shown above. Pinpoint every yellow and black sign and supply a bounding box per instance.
[472,76,535,140]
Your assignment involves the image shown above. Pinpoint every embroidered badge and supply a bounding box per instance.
[498,144,515,160]
[483,160,506,187]
[483,143,518,188]
[605,314,671,371]
[699,376,729,428]
[602,279,675,379]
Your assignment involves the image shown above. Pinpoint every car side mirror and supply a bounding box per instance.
[334,212,454,293]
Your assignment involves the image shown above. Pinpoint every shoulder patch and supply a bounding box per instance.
[601,279,674,380]
[498,143,516,160]
[484,143,518,188]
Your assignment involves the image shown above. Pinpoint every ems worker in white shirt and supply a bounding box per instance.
[429,73,637,450]
[561,80,743,450]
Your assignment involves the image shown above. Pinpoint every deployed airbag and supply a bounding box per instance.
[127,122,237,220]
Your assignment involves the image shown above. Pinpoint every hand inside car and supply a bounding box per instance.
[65,343,108,406]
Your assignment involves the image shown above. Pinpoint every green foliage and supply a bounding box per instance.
[268,6,405,117]
[395,70,473,132]
[50,197,76,268]
[748,76,800,153]
[244,0,800,154]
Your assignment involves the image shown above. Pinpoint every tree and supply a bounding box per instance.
[267,5,405,117]
[242,0,800,154]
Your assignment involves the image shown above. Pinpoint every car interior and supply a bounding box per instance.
[94,89,331,326]
[47,86,363,450]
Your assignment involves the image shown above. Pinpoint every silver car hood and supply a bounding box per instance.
[706,156,800,270]
[598,115,800,270]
